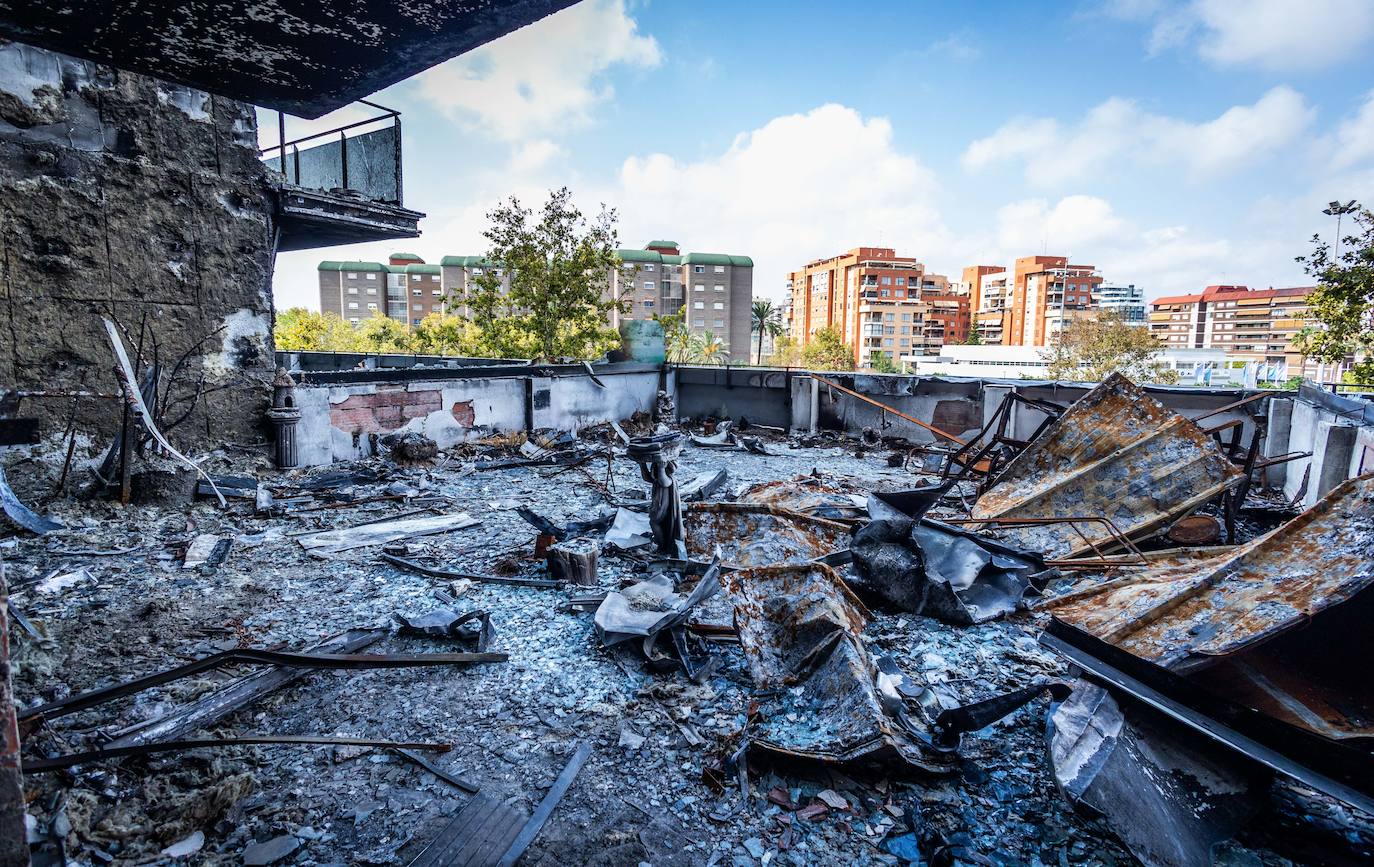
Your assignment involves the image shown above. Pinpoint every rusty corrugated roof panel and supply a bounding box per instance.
[685,503,849,568]
[1048,473,1374,671]
[736,475,868,521]
[971,373,1243,558]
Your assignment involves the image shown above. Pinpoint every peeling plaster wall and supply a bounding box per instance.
[0,41,275,455]
[294,371,660,466]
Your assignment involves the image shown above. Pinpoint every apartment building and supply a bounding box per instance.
[1009,256,1103,347]
[1094,283,1146,324]
[611,241,754,357]
[971,268,1011,345]
[1149,284,1319,375]
[317,254,513,326]
[786,247,967,367]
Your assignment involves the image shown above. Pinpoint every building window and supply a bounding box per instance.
[366,286,377,295]
[714,265,725,273]
[714,319,725,328]
[880,289,890,297]
[644,281,656,291]
[367,302,377,310]
[367,273,379,280]
[347,301,359,309]
[431,289,442,296]
[472,267,484,276]
[493,269,504,277]
[346,272,358,279]
[643,300,655,308]
[896,277,905,286]
[694,301,705,309]
[348,286,359,294]
[694,318,705,326]
[413,288,422,296]
[349,317,359,323]
[412,275,422,282]
[694,265,705,274]
[714,284,725,292]
[643,264,654,272]
[413,318,422,326]
[884,339,893,347]
[882,277,892,285]
[694,284,705,292]
[713,301,724,310]
[413,304,423,311]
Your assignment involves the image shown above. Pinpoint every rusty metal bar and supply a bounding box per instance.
[944,515,1148,569]
[1191,391,1270,424]
[810,374,965,445]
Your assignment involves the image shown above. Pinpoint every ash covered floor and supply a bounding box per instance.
[1,434,1304,866]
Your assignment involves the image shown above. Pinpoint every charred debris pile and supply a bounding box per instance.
[0,372,1371,867]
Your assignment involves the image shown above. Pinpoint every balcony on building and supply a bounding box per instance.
[262,101,425,251]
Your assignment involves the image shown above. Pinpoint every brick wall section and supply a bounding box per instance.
[330,386,443,433]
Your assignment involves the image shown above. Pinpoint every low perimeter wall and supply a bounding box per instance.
[287,359,1374,495]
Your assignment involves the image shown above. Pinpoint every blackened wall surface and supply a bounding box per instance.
[0,41,276,447]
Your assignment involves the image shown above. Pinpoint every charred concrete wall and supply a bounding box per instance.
[292,366,664,465]
[0,41,275,454]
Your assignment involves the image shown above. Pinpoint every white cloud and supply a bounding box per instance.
[994,196,1126,252]
[929,31,982,61]
[1103,0,1374,70]
[413,0,661,141]
[507,139,567,173]
[1327,90,1374,171]
[962,86,1313,185]
[610,104,950,301]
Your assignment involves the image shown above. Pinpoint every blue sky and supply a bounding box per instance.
[266,0,1374,310]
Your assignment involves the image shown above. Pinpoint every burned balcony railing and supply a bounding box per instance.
[259,100,423,251]
[261,100,405,206]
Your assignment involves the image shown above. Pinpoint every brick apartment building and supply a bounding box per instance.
[317,253,511,326]
[611,241,754,358]
[962,256,1102,347]
[786,247,969,367]
[1149,284,1323,376]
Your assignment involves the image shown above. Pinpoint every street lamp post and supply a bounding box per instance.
[1317,201,1359,383]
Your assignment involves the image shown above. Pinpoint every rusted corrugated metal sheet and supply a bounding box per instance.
[1048,473,1374,742]
[736,475,867,521]
[972,373,1243,558]
[721,563,950,772]
[685,503,849,568]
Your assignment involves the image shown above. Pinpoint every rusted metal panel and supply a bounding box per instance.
[972,373,1243,558]
[721,563,949,772]
[735,474,867,521]
[1047,474,1374,742]
[685,503,849,568]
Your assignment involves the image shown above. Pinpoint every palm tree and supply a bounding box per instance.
[751,299,784,365]
[687,332,730,365]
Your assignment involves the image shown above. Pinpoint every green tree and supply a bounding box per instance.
[356,310,415,353]
[869,351,899,373]
[1043,310,1178,384]
[687,332,730,365]
[412,313,485,356]
[465,187,632,361]
[653,311,693,363]
[751,299,784,365]
[274,307,329,351]
[274,308,364,352]
[1295,206,1374,383]
[801,326,856,371]
[963,329,982,345]
[766,334,803,367]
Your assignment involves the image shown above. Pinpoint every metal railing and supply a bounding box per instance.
[260,100,404,205]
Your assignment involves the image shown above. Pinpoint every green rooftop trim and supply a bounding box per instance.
[616,249,663,264]
[389,252,423,261]
[681,252,753,267]
[439,255,499,268]
[645,240,679,250]
[661,254,683,265]
[318,260,387,272]
[403,263,441,275]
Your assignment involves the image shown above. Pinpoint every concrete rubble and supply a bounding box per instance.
[0,372,1371,867]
